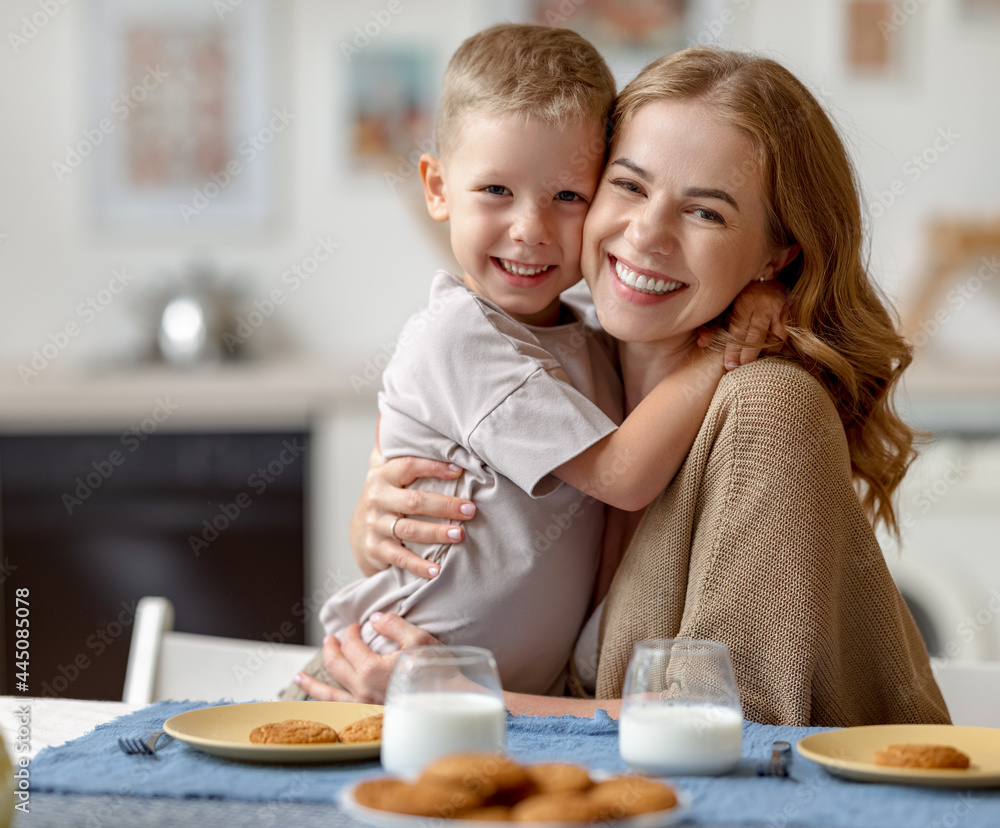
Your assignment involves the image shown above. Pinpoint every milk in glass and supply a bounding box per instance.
[381,691,506,777]
[619,703,742,775]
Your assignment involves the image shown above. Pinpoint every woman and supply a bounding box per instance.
[297,48,949,726]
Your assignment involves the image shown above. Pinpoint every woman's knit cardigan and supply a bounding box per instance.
[595,358,950,726]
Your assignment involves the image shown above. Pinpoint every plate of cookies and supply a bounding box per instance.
[797,724,1000,787]
[339,752,688,826]
[163,701,383,763]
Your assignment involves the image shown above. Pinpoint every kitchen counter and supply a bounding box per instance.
[3,355,997,434]
[899,359,1000,436]
[0,358,375,431]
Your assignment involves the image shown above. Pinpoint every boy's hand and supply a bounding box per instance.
[294,614,441,704]
[699,280,790,370]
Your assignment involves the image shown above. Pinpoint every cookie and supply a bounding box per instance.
[356,777,485,817]
[588,776,678,818]
[455,805,513,821]
[873,744,971,770]
[248,719,339,744]
[339,713,383,743]
[354,778,411,811]
[403,780,488,817]
[510,792,597,823]
[420,753,532,800]
[525,763,592,794]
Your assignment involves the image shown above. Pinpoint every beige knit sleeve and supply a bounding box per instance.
[597,359,949,726]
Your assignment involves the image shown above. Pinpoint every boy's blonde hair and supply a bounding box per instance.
[435,23,616,158]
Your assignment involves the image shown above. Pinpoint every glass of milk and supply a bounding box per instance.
[619,638,743,776]
[381,645,506,778]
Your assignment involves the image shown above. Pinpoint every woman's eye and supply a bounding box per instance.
[484,185,510,196]
[610,178,643,195]
[694,207,726,224]
[555,190,583,202]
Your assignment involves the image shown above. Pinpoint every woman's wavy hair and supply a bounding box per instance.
[611,48,917,534]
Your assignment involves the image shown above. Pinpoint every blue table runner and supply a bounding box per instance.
[31,700,1000,826]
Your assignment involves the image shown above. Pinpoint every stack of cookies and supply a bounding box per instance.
[353,752,678,822]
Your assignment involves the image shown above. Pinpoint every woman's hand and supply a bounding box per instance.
[293,613,441,703]
[350,447,477,579]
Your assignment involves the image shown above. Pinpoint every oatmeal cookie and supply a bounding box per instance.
[339,713,383,743]
[588,776,678,818]
[525,763,592,794]
[420,753,531,800]
[510,792,597,823]
[357,777,485,817]
[354,778,411,811]
[454,805,513,821]
[248,719,339,744]
[873,744,970,770]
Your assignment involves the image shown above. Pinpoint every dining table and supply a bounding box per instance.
[3,694,999,828]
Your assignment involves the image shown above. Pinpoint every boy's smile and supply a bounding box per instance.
[420,113,604,327]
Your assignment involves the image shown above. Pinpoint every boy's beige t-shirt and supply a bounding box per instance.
[320,272,623,696]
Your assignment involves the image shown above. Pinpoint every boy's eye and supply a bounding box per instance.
[555,190,582,202]
[694,207,726,224]
[484,185,511,196]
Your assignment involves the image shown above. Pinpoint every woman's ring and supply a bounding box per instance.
[390,516,402,540]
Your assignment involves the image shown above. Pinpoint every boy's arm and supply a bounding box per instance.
[553,349,723,511]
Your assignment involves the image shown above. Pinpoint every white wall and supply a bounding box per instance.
[1,0,998,373]
[0,0,478,376]
[731,0,1000,334]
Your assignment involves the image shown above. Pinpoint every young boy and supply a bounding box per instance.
[299,24,777,697]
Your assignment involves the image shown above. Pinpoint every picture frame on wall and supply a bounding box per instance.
[345,45,436,179]
[89,0,279,231]
[529,0,688,51]
[845,0,901,78]
[959,0,1000,20]
[491,0,723,82]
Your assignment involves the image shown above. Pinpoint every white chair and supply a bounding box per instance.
[931,659,1000,728]
[122,596,317,704]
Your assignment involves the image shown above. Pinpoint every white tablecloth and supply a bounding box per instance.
[0,696,141,759]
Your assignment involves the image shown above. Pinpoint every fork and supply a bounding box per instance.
[117,730,167,758]
[756,740,793,778]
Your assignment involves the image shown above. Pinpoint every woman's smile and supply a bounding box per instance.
[582,98,796,345]
[610,254,688,300]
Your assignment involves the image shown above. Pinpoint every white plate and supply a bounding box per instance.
[797,724,1000,787]
[163,700,383,764]
[338,777,690,828]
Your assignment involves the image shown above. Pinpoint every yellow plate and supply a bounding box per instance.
[797,724,1000,787]
[163,701,383,764]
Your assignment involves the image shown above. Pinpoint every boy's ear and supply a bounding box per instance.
[419,154,449,222]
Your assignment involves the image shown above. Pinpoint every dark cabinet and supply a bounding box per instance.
[0,431,306,700]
